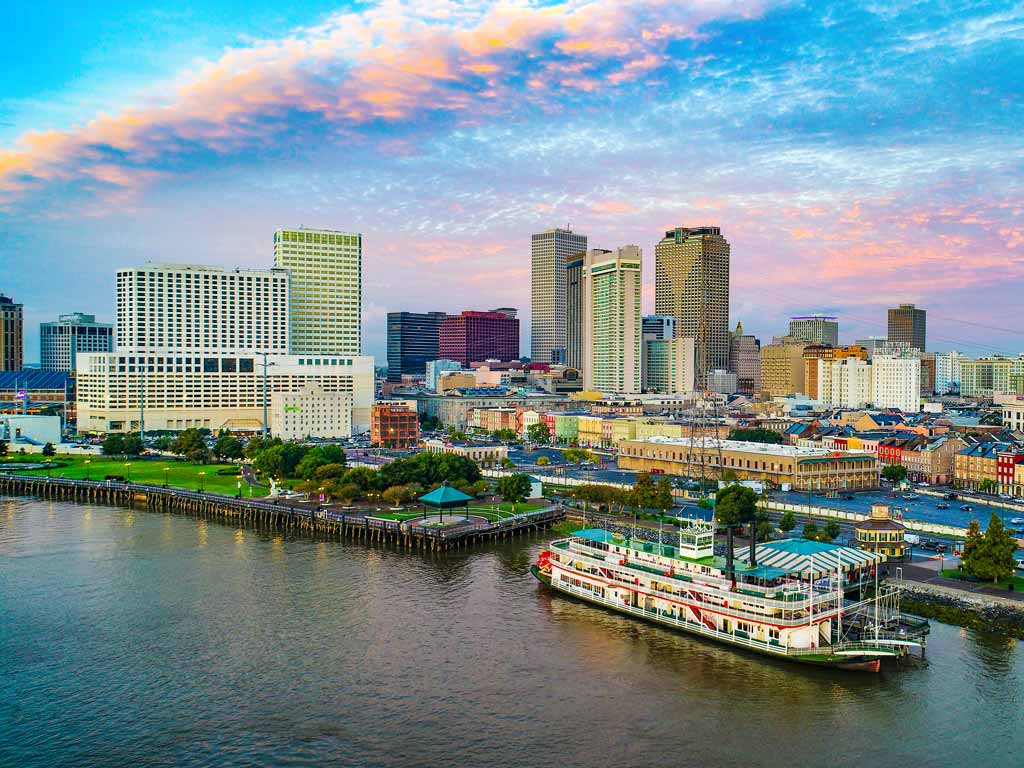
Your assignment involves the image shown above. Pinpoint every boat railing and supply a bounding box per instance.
[551,551,842,626]
[562,539,835,606]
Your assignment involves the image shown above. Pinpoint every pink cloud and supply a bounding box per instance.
[0,0,782,211]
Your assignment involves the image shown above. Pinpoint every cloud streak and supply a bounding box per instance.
[0,0,779,211]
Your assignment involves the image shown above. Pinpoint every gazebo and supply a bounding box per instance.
[418,483,473,523]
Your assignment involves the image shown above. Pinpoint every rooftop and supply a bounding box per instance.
[628,435,859,458]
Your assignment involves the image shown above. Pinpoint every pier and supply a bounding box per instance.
[0,473,564,551]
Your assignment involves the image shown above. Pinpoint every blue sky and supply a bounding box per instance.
[2,0,1022,362]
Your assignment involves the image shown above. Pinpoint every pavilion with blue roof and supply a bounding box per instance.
[419,483,474,522]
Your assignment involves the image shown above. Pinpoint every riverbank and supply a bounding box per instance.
[896,585,1024,640]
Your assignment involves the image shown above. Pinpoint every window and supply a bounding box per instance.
[203,359,219,373]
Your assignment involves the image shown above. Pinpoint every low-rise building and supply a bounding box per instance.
[898,435,966,485]
[855,503,907,560]
[77,353,375,434]
[0,414,62,446]
[370,400,419,448]
[469,406,519,434]
[954,441,1024,491]
[271,384,353,440]
[422,438,508,467]
[618,436,879,490]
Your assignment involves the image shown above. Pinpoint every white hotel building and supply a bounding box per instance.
[77,246,374,435]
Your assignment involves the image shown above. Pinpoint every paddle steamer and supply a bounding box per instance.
[532,521,929,672]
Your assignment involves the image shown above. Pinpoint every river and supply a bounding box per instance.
[2,496,1022,767]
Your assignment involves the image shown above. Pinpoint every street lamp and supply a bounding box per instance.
[124,462,132,483]
[198,470,206,493]
[237,477,243,499]
[163,466,170,488]
[84,459,91,481]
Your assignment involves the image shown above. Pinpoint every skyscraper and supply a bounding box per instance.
[40,313,113,372]
[642,315,676,340]
[887,303,926,352]
[788,314,839,346]
[582,247,642,394]
[0,294,23,371]
[565,253,585,371]
[438,310,519,367]
[115,264,290,354]
[274,227,362,355]
[728,321,761,395]
[531,228,587,364]
[654,226,730,386]
[386,311,447,381]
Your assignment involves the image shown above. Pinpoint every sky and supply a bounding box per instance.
[2,0,1023,363]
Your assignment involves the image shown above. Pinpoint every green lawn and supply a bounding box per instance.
[1,454,268,497]
[940,567,1024,591]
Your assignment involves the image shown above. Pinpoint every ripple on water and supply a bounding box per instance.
[1,498,1022,768]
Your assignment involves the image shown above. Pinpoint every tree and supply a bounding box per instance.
[243,436,282,460]
[382,484,417,506]
[823,521,842,542]
[122,434,144,456]
[312,463,348,482]
[0,439,7,457]
[655,478,674,514]
[715,484,761,571]
[213,430,244,460]
[978,478,998,495]
[965,513,1018,584]
[802,521,819,540]
[779,510,797,533]
[727,427,783,445]
[527,422,550,445]
[536,455,550,466]
[882,464,908,484]
[500,457,516,470]
[962,518,982,564]
[42,442,56,457]
[492,428,519,442]
[497,473,532,512]
[169,429,211,463]
[102,434,125,456]
[335,483,362,504]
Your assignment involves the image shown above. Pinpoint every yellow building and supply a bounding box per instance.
[618,436,879,490]
[855,503,907,560]
[760,336,808,399]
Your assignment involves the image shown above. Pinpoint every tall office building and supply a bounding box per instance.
[872,350,922,412]
[40,313,113,372]
[386,311,447,381]
[654,226,730,386]
[582,247,642,394]
[274,227,362,355]
[643,337,695,394]
[0,294,23,371]
[642,315,676,341]
[728,321,761,395]
[116,264,290,354]
[887,303,926,352]
[759,336,808,399]
[438,310,519,367]
[565,253,585,370]
[854,336,889,357]
[788,314,839,346]
[934,351,965,394]
[531,228,587,364]
[78,259,374,435]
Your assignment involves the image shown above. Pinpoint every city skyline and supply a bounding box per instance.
[2,1,1022,360]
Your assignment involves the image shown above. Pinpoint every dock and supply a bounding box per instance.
[0,473,564,551]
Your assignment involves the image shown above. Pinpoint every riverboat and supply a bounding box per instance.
[532,522,929,672]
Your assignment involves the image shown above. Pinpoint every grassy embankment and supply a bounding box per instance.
[1,454,268,497]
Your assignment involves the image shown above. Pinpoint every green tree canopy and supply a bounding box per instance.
[629,473,659,512]
[779,510,797,533]
[169,429,210,463]
[527,422,550,445]
[496,473,533,511]
[655,478,674,512]
[882,464,908,484]
[964,513,1018,584]
[536,455,550,466]
[727,428,783,445]
[802,521,819,540]
[213,430,244,460]
[714,484,759,527]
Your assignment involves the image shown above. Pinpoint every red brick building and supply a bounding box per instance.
[438,310,519,367]
[370,401,419,449]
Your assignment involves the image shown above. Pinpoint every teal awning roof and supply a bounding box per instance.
[419,484,473,507]
[735,538,881,577]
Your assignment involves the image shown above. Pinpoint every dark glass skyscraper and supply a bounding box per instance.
[386,311,447,381]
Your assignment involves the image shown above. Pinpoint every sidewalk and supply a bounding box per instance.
[893,560,1024,604]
